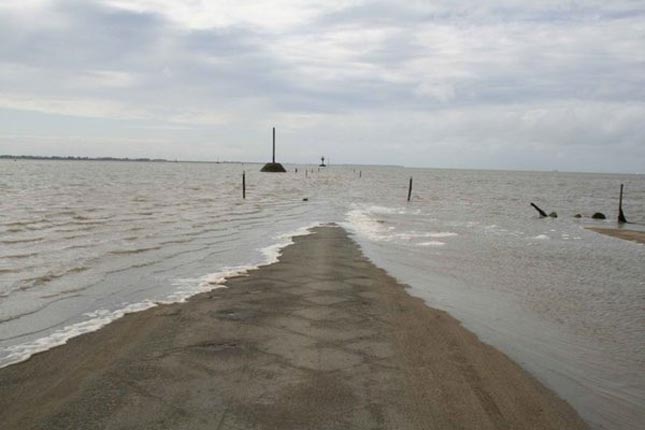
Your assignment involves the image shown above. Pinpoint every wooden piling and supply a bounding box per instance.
[407,177,413,202]
[260,127,286,172]
[530,202,548,218]
[359,170,362,178]
[618,184,627,223]
[242,172,246,199]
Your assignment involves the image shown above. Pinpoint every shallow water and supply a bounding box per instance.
[1,160,643,429]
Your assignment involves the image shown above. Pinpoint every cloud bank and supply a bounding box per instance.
[1,0,644,172]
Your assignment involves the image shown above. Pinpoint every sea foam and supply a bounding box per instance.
[0,222,322,369]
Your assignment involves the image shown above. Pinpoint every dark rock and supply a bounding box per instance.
[574,214,582,218]
[302,198,309,201]
[549,212,558,218]
[592,212,606,220]
[260,162,286,172]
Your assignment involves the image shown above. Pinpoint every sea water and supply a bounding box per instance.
[0,160,643,429]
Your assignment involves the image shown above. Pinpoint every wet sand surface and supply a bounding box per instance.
[587,227,645,244]
[0,226,587,430]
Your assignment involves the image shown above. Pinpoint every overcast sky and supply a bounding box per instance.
[1,1,644,172]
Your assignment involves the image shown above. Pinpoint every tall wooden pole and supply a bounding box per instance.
[242,172,246,199]
[618,184,627,223]
[272,127,276,164]
[407,177,413,202]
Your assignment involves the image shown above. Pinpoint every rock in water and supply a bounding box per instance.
[549,212,558,218]
[592,212,606,220]
[260,162,286,172]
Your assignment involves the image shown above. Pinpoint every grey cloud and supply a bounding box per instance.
[0,1,164,69]
[0,0,643,172]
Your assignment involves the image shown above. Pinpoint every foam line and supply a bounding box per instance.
[0,222,322,369]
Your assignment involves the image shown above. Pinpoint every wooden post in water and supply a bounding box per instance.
[359,170,362,178]
[272,127,276,164]
[407,177,413,202]
[242,172,246,199]
[618,184,627,223]
[530,202,548,218]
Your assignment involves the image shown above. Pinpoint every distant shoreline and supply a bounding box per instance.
[0,155,246,164]
[0,156,401,167]
[0,156,638,173]
[1,155,170,162]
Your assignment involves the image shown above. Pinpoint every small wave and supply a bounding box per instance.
[110,246,162,255]
[343,206,457,244]
[260,222,323,265]
[0,237,44,245]
[3,221,30,227]
[533,234,550,240]
[0,293,87,327]
[104,260,158,275]
[356,205,409,215]
[72,220,105,226]
[22,266,90,288]
[62,243,95,251]
[0,222,323,369]
[53,225,98,233]
[3,219,46,227]
[162,270,237,304]
[0,305,45,324]
[53,210,76,217]
[393,231,458,241]
[0,301,158,368]
[2,252,38,259]
[427,232,458,238]
[343,208,390,241]
[62,233,90,240]
[163,222,324,304]
[159,238,192,245]
[418,241,446,246]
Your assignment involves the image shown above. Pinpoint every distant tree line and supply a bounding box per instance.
[0,155,169,162]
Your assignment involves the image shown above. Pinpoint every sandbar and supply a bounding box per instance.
[587,227,645,244]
